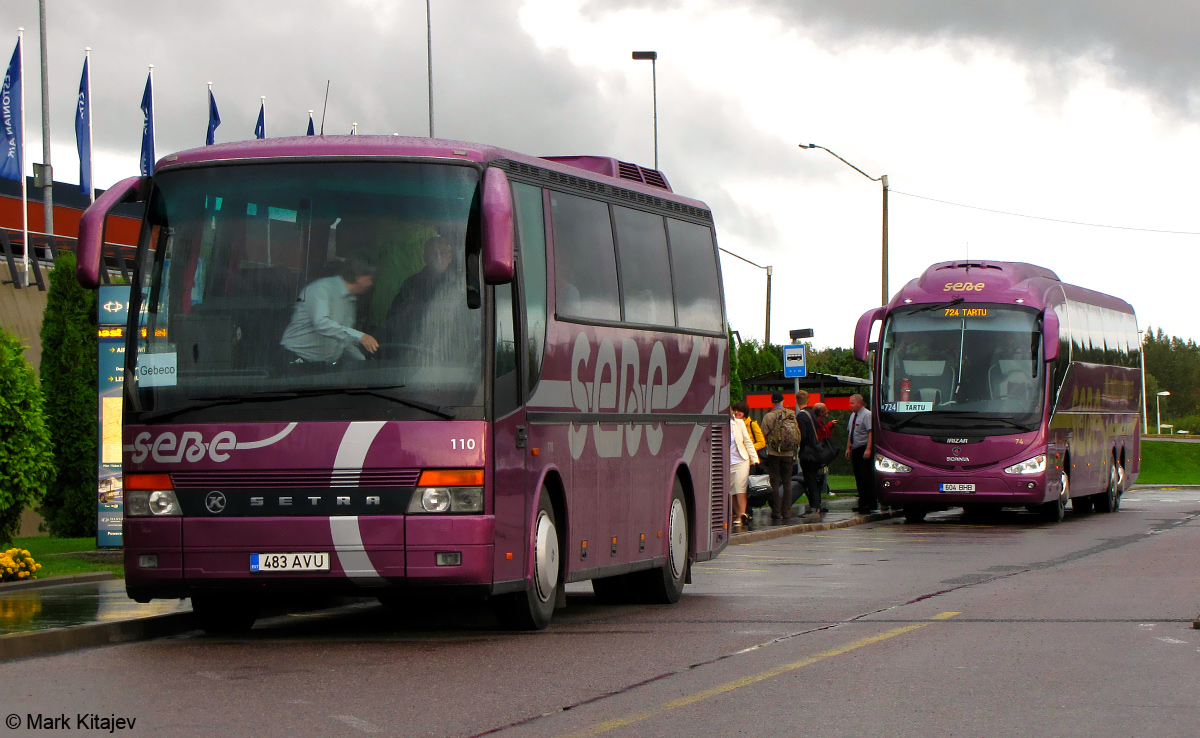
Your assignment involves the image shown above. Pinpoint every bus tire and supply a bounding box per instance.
[903,506,927,523]
[630,481,689,605]
[1095,465,1118,513]
[494,492,561,630]
[191,593,258,635]
[1039,492,1066,523]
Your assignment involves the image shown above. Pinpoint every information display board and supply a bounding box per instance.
[97,285,129,548]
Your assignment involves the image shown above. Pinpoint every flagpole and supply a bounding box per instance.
[426,0,434,138]
[85,48,93,203]
[148,64,155,165]
[18,28,28,286]
[38,0,53,239]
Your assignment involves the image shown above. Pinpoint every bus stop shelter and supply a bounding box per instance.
[741,370,870,412]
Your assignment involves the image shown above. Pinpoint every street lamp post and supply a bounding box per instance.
[718,247,771,345]
[798,144,889,306]
[1157,390,1170,435]
[632,51,658,170]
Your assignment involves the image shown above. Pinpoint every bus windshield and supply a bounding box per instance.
[878,303,1043,433]
[130,161,484,422]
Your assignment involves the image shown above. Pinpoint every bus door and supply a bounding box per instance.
[491,280,530,586]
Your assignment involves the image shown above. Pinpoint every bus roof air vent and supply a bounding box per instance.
[617,160,643,181]
[640,167,670,190]
[539,155,673,192]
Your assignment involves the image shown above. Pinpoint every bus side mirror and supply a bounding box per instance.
[1042,306,1060,362]
[76,176,150,288]
[854,307,884,361]
[481,167,515,285]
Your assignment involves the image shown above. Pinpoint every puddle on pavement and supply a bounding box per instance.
[0,581,189,635]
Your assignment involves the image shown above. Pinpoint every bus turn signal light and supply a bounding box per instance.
[418,469,484,487]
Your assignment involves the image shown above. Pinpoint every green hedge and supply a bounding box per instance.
[0,330,55,546]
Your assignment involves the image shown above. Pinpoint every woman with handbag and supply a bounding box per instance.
[729,407,760,533]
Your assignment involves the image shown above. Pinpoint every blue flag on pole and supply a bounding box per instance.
[206,88,220,145]
[139,71,155,176]
[307,112,314,136]
[255,100,265,139]
[0,36,23,182]
[75,55,91,195]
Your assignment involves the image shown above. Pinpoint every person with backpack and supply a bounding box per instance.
[760,393,802,525]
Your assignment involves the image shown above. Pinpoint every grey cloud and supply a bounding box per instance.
[590,0,1200,115]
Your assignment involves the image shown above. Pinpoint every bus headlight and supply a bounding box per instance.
[409,487,484,514]
[126,489,182,516]
[1004,454,1046,475]
[874,454,913,474]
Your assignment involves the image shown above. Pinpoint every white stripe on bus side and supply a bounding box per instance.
[330,421,388,585]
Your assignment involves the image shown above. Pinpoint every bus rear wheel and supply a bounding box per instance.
[628,482,689,605]
[1095,464,1118,513]
[191,593,258,635]
[494,492,561,630]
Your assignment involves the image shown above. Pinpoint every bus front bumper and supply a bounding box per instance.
[123,515,498,600]
[877,472,1051,507]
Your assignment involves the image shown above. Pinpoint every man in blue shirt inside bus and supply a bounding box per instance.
[280,257,379,364]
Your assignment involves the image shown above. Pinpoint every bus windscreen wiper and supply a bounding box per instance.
[909,297,965,314]
[246,384,457,420]
[935,413,1036,432]
[140,385,455,421]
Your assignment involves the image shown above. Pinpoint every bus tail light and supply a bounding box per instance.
[874,454,913,474]
[1004,454,1046,475]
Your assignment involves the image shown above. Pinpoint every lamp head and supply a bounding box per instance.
[632,51,658,60]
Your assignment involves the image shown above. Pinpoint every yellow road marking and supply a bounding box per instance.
[699,567,769,573]
[559,612,961,738]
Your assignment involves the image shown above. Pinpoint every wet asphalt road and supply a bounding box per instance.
[7,486,1200,738]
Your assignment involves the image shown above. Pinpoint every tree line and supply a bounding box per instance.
[1143,328,1200,434]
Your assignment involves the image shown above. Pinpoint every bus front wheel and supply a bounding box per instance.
[1038,471,1068,523]
[494,492,561,630]
[629,482,689,605]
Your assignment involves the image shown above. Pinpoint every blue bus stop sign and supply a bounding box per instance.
[783,344,807,378]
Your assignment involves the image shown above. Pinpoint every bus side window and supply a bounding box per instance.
[494,282,520,417]
[666,218,722,332]
[614,205,674,327]
[550,191,620,322]
[512,182,547,393]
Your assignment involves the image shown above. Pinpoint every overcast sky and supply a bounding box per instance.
[5,0,1199,351]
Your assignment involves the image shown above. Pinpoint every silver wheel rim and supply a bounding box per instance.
[668,498,688,580]
[533,510,559,604]
[1061,471,1070,501]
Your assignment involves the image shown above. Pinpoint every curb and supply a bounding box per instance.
[0,571,114,593]
[0,611,197,662]
[730,509,903,544]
